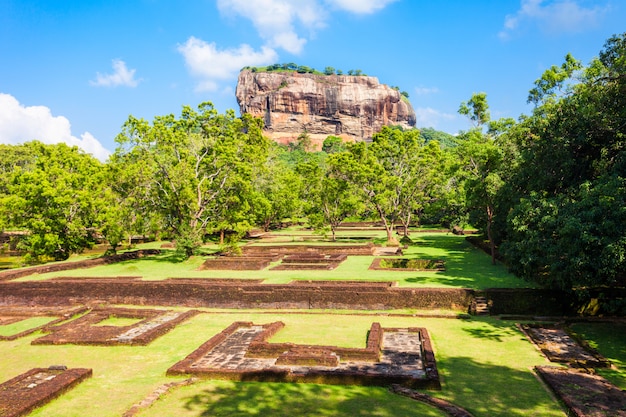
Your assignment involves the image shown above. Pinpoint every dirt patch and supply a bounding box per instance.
[0,367,92,417]
[369,258,445,272]
[32,307,198,346]
[536,366,626,417]
[519,324,610,368]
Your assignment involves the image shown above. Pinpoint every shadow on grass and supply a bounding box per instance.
[460,317,525,343]
[132,250,188,264]
[182,382,445,417]
[437,355,563,417]
[569,322,626,389]
[406,234,528,290]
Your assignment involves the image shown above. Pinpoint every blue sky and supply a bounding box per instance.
[1,0,625,161]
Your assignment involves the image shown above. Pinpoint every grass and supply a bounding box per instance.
[7,227,615,416]
[0,316,57,337]
[1,312,566,417]
[14,232,527,289]
[143,381,447,417]
[0,255,24,269]
[569,321,626,389]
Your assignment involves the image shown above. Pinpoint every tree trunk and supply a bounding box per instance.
[401,212,411,237]
[376,205,399,246]
[487,205,496,265]
[220,229,225,245]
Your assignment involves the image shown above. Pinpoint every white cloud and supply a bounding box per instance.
[0,93,111,161]
[217,0,326,54]
[414,86,440,96]
[185,0,396,92]
[178,37,278,92]
[499,0,609,39]
[325,0,398,14]
[90,59,141,87]
[414,107,456,129]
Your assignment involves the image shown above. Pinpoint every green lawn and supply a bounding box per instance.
[1,312,566,417]
[569,321,626,389]
[15,232,528,289]
[8,229,622,416]
[0,316,57,337]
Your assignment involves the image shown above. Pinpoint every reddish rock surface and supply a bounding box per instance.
[236,70,416,148]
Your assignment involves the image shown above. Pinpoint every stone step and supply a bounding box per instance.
[472,297,490,316]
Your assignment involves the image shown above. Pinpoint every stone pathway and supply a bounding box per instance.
[521,324,609,367]
[0,367,92,417]
[191,326,274,371]
[110,312,186,343]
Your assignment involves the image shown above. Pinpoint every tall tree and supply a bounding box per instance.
[397,139,447,236]
[1,142,105,262]
[114,103,269,257]
[333,127,425,244]
[309,157,363,241]
[501,33,626,289]
[456,94,515,264]
[251,146,301,232]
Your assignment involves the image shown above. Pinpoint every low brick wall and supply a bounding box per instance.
[31,307,198,346]
[0,306,88,341]
[480,288,568,316]
[276,347,340,366]
[0,250,160,281]
[242,244,375,256]
[289,280,395,287]
[0,280,474,311]
[199,257,273,271]
[167,321,256,376]
[0,367,92,417]
[168,321,439,389]
[369,258,445,272]
[281,254,347,264]
[248,322,382,363]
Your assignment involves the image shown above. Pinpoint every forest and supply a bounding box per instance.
[1,33,625,295]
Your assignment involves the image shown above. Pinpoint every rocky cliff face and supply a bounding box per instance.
[235,70,416,147]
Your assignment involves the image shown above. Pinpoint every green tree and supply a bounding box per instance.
[527,53,582,106]
[333,127,426,244]
[322,136,346,154]
[307,157,362,241]
[289,131,314,153]
[397,139,448,236]
[456,94,515,264]
[114,103,269,257]
[459,92,490,128]
[2,142,105,262]
[501,33,626,289]
[251,147,301,231]
[418,127,457,148]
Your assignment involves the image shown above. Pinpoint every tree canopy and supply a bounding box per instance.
[2,32,626,303]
